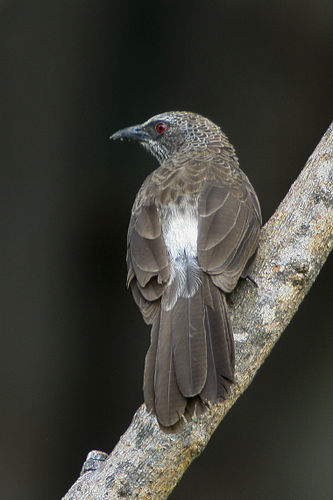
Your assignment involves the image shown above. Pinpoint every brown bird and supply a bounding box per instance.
[111,111,261,432]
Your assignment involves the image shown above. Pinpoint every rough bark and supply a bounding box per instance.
[63,121,333,500]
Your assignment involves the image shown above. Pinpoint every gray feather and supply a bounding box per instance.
[201,278,234,401]
[113,111,262,431]
[172,289,207,397]
[154,309,187,427]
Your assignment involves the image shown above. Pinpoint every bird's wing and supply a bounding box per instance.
[127,203,170,324]
[197,170,261,292]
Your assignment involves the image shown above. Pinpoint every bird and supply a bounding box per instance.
[111,111,261,432]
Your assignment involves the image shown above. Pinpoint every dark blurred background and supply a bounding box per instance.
[1,1,332,499]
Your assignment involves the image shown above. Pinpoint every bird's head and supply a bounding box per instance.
[111,111,228,163]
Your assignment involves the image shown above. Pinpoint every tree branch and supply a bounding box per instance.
[63,121,333,500]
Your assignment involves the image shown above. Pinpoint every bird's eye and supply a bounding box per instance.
[156,122,166,134]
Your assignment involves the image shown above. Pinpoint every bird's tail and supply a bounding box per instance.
[143,273,234,432]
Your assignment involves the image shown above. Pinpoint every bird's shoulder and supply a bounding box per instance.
[131,149,260,219]
[131,154,203,211]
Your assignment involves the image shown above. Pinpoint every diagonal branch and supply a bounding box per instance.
[63,121,333,500]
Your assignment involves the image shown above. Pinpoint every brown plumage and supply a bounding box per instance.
[111,111,261,431]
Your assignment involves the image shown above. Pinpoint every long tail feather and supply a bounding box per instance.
[143,273,234,431]
[153,308,187,427]
[172,290,207,397]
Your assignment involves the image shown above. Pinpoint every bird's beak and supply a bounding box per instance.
[110,124,148,143]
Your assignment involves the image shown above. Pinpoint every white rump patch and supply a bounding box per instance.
[160,202,201,310]
[162,206,198,261]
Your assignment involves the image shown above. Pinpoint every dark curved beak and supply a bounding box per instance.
[110,124,148,142]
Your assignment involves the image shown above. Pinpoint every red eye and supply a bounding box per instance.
[156,122,166,134]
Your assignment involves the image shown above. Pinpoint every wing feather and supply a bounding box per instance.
[198,179,261,292]
[127,203,170,320]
